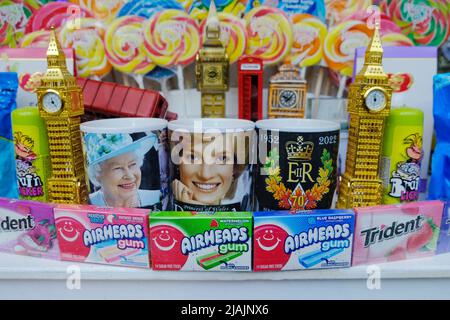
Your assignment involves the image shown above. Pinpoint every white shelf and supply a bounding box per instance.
[1,252,450,299]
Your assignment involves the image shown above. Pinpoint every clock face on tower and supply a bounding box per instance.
[364,88,387,112]
[279,89,298,109]
[203,65,222,86]
[42,91,63,114]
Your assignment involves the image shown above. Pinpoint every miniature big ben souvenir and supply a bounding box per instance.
[268,64,307,118]
[195,0,229,118]
[337,22,392,209]
[36,28,88,204]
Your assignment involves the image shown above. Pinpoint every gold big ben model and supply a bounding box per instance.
[36,28,88,204]
[337,21,392,209]
[195,0,229,118]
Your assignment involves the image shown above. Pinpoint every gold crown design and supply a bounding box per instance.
[286,136,314,161]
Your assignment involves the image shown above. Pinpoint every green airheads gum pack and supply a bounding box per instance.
[150,212,252,271]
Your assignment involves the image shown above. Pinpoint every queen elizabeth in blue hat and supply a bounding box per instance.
[84,132,160,208]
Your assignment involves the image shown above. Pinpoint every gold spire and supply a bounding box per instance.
[46,26,68,69]
[204,0,222,46]
[355,20,386,81]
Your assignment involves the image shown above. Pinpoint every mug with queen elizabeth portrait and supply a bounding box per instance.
[168,118,256,212]
[80,118,169,210]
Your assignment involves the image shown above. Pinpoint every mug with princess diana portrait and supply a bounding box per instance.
[169,118,256,212]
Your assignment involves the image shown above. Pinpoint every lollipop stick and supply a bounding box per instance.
[122,73,130,87]
[312,67,324,119]
[337,75,347,99]
[133,74,145,89]
[301,67,307,80]
[176,65,188,118]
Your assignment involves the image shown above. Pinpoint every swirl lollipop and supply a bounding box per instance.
[326,0,372,25]
[143,9,201,67]
[0,1,28,47]
[59,17,111,78]
[19,29,50,47]
[26,2,92,33]
[288,13,327,68]
[70,0,126,22]
[104,15,155,76]
[200,12,247,64]
[244,6,293,65]
[347,10,414,47]
[324,19,371,77]
[382,0,450,46]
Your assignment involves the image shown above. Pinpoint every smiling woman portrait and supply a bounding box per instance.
[84,133,161,209]
[168,118,255,212]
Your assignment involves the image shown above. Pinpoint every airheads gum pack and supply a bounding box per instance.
[150,212,252,271]
[0,198,59,259]
[353,200,444,266]
[437,202,450,255]
[54,205,150,268]
[253,209,355,271]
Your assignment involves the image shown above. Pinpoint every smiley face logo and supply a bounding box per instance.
[55,217,90,260]
[150,225,187,269]
[254,224,290,271]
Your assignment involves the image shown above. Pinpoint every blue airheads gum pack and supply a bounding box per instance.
[253,210,355,271]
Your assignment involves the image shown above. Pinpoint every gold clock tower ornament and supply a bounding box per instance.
[36,28,88,204]
[268,64,307,118]
[337,21,392,209]
[195,0,229,118]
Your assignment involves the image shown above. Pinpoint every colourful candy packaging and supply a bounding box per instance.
[0,198,59,259]
[253,210,355,271]
[437,202,450,255]
[150,211,252,271]
[429,74,450,201]
[353,201,444,266]
[0,72,19,199]
[54,205,150,268]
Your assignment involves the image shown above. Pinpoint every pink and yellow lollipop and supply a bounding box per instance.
[244,6,293,65]
[288,13,327,68]
[143,9,201,67]
[326,0,372,25]
[200,12,247,64]
[59,17,111,78]
[324,19,371,77]
[104,15,155,75]
[69,0,126,23]
[19,29,50,47]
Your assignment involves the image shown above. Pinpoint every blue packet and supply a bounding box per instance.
[118,0,184,18]
[429,74,450,201]
[0,72,19,198]
[245,0,326,22]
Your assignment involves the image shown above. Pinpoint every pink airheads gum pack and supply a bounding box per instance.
[353,200,444,266]
[0,198,59,259]
[54,205,150,268]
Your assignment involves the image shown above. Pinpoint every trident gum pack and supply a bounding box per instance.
[353,200,444,266]
[253,210,355,271]
[0,198,59,259]
[437,202,450,254]
[54,205,150,268]
[150,212,252,271]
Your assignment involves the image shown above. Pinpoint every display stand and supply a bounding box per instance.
[1,252,450,299]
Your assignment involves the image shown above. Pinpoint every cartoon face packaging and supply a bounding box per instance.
[150,212,252,271]
[437,202,450,255]
[253,210,355,271]
[353,201,444,266]
[54,205,150,268]
[0,198,59,259]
